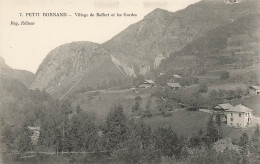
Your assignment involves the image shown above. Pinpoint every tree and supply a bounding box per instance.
[220,71,230,80]
[66,111,98,151]
[112,119,158,163]
[188,129,204,148]
[198,84,208,93]
[154,127,182,158]
[145,99,152,111]
[103,104,127,151]
[205,115,222,147]
[239,132,249,156]
[255,124,260,138]
[18,125,33,152]
[76,105,82,114]
[132,96,142,112]
[249,124,260,163]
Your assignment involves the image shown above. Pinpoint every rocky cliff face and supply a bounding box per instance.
[30,42,126,97]
[30,0,259,98]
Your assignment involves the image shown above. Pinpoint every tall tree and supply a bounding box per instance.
[103,104,127,151]
[154,127,182,158]
[66,110,98,152]
[205,115,222,147]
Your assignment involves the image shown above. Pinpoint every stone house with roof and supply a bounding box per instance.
[167,82,182,91]
[249,86,260,95]
[212,103,234,122]
[139,80,156,88]
[226,104,253,128]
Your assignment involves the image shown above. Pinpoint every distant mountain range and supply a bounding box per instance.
[30,0,260,98]
[0,56,34,87]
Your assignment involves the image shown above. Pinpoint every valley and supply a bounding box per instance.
[1,0,260,163]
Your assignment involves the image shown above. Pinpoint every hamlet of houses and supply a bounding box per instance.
[138,74,259,129]
[139,74,182,90]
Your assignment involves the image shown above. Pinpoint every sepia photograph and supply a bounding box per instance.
[0,0,259,163]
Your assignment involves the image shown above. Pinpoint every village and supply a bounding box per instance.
[133,73,260,130]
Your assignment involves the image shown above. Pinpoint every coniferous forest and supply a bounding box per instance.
[1,77,260,164]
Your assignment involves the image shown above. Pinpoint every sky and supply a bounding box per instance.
[0,0,200,73]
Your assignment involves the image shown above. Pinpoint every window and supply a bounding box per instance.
[230,118,233,121]
[230,123,233,126]
[231,113,233,117]
[239,113,241,117]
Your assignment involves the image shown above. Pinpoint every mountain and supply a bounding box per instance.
[103,0,259,73]
[159,14,260,72]
[30,42,126,98]
[0,56,34,87]
[30,0,260,98]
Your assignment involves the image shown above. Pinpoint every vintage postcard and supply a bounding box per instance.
[0,0,259,163]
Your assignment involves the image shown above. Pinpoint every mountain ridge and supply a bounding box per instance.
[0,56,34,87]
[30,0,260,98]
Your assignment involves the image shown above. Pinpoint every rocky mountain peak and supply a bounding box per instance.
[143,8,171,21]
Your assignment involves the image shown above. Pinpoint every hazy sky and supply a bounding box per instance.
[0,0,200,73]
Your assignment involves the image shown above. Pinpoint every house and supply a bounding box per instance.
[212,103,234,122]
[167,83,182,91]
[131,87,139,93]
[157,73,165,77]
[168,79,175,83]
[28,126,40,131]
[226,104,253,128]
[27,126,40,145]
[249,86,260,95]
[172,74,181,82]
[97,131,104,137]
[139,80,156,88]
[212,103,234,112]
[173,74,181,79]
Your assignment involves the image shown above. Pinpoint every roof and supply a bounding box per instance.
[226,104,254,113]
[144,80,155,84]
[167,83,182,88]
[250,86,260,90]
[214,103,234,110]
[173,74,181,78]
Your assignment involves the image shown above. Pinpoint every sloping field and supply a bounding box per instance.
[143,110,210,137]
[69,88,159,125]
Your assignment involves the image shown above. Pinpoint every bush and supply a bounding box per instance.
[199,84,208,93]
[220,71,230,80]
[186,107,199,111]
[143,110,152,118]
[163,112,172,117]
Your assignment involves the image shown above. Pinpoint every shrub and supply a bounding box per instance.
[163,112,172,117]
[220,71,230,80]
[198,84,208,93]
[186,107,199,111]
